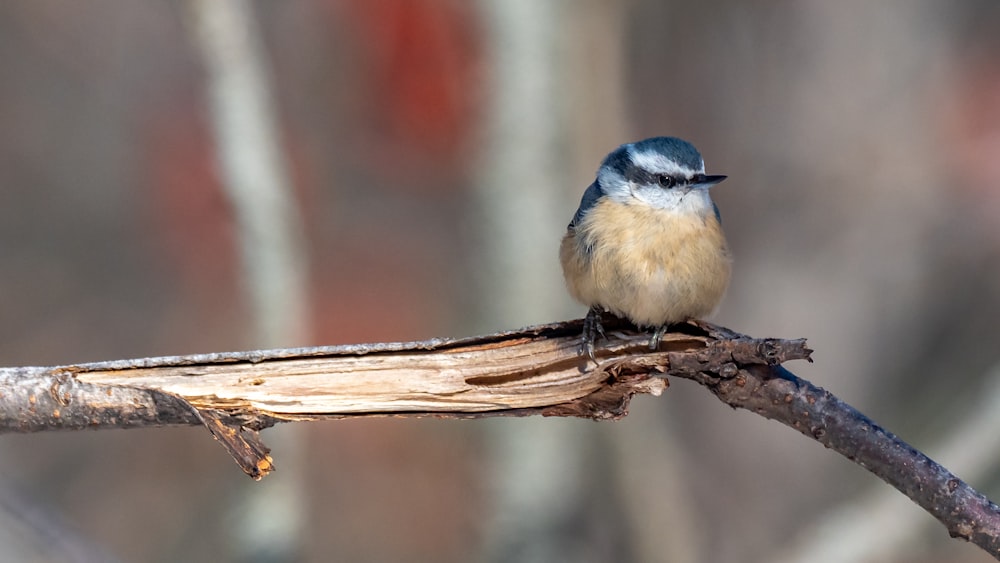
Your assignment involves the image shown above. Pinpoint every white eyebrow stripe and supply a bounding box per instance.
[627,146,704,176]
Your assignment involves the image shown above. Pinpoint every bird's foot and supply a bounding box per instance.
[649,323,671,351]
[582,307,607,363]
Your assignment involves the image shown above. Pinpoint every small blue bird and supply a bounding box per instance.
[560,136,731,359]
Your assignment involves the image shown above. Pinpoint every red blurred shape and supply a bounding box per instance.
[342,0,481,162]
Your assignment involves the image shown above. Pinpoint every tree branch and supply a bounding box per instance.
[1,319,998,557]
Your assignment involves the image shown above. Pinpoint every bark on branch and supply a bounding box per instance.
[1,319,998,557]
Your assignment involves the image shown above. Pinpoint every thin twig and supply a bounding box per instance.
[775,362,1000,563]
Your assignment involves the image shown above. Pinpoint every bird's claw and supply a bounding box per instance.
[582,307,606,363]
[649,323,669,350]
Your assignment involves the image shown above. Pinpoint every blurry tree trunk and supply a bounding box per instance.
[471,2,589,561]
[185,0,310,561]
[471,1,640,561]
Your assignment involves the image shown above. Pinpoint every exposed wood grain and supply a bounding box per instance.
[75,331,608,416]
[1,318,802,473]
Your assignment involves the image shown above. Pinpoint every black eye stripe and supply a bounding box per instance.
[624,166,695,188]
[625,167,655,185]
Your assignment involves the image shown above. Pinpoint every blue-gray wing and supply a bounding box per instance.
[713,201,722,224]
[568,181,605,229]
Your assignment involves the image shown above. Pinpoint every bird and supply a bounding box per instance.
[559,136,731,360]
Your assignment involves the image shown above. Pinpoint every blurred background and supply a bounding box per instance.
[1,0,1000,561]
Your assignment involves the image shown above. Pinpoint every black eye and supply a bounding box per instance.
[656,174,676,188]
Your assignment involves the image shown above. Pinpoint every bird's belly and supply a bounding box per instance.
[561,200,731,327]
[607,248,728,326]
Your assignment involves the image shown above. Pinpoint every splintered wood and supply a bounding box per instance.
[1,319,812,479]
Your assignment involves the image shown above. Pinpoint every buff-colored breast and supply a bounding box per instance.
[560,198,731,327]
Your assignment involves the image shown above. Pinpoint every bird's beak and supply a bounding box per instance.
[692,175,727,188]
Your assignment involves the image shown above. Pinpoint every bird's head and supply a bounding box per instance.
[597,136,726,215]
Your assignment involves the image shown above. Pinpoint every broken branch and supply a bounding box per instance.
[1,319,998,558]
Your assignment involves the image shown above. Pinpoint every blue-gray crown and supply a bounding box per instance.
[601,136,704,176]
